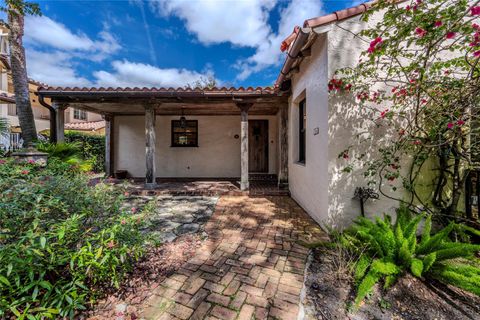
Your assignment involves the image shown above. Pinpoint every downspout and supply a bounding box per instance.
[37,94,57,143]
[275,27,310,90]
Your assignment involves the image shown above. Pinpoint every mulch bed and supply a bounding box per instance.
[82,234,203,320]
[302,248,480,320]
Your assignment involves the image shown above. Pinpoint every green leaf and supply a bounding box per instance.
[7,263,13,277]
[410,258,424,277]
[40,237,47,249]
[0,275,11,286]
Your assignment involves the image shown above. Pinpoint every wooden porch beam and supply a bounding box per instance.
[104,114,114,177]
[237,102,253,191]
[145,104,157,188]
[278,103,289,188]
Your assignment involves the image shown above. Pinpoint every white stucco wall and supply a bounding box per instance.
[288,34,330,226]
[114,115,278,178]
[288,12,403,228]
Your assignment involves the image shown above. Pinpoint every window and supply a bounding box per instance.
[73,108,87,120]
[171,120,198,147]
[298,99,306,163]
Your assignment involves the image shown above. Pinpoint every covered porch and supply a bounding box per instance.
[37,87,289,191]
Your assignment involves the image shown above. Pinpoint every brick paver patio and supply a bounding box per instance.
[141,196,327,320]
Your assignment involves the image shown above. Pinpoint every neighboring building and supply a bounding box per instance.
[0,26,104,149]
[37,2,407,227]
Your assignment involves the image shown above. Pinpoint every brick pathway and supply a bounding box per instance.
[141,196,327,320]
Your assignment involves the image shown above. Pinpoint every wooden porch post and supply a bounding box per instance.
[237,103,252,191]
[104,114,114,177]
[278,103,289,188]
[52,101,66,143]
[145,104,156,188]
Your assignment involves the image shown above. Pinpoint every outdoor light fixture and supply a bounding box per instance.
[353,187,379,217]
[180,107,187,129]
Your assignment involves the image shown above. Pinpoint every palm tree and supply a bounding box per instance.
[1,0,41,147]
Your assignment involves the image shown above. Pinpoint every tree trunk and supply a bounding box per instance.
[8,10,36,146]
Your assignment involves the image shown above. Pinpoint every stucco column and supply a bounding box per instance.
[104,114,114,177]
[278,103,289,188]
[52,101,67,143]
[237,103,252,191]
[145,104,156,188]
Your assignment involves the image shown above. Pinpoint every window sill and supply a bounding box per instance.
[170,145,199,148]
[295,161,306,167]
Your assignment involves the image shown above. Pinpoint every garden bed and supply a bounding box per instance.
[302,248,480,320]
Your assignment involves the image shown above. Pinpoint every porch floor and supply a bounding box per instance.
[121,175,289,197]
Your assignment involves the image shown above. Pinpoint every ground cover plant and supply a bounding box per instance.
[339,206,480,308]
[0,158,148,319]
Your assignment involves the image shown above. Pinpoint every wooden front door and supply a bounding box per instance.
[248,120,269,173]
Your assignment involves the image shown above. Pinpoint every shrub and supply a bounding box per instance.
[65,131,105,173]
[36,141,93,172]
[342,206,480,307]
[0,159,147,319]
[40,130,105,173]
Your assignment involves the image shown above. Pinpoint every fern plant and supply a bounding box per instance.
[344,206,480,307]
[36,141,93,171]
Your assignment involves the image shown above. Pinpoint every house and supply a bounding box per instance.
[0,27,105,149]
[37,2,400,227]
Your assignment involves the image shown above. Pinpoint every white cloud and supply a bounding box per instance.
[92,60,217,87]
[26,50,92,87]
[148,0,324,81]
[236,0,325,80]
[150,0,276,47]
[24,15,120,58]
[23,15,121,86]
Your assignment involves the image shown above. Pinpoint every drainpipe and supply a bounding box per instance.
[38,94,57,143]
[275,27,310,90]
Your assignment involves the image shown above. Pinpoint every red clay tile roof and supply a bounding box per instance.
[38,86,274,93]
[275,1,395,89]
[0,92,15,103]
[65,120,105,131]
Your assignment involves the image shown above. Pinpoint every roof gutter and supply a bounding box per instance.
[275,27,310,90]
[38,94,57,143]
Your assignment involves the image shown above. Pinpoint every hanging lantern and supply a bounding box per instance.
[180,107,187,129]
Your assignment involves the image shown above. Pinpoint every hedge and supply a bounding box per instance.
[41,130,105,173]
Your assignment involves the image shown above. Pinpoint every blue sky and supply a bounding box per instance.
[14,0,355,88]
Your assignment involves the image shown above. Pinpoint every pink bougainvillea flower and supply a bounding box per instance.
[406,5,411,11]
[21,170,29,175]
[474,50,480,57]
[131,207,137,213]
[387,176,396,181]
[474,23,480,30]
[415,27,427,37]
[345,84,352,91]
[380,109,389,119]
[413,140,422,145]
[124,191,129,196]
[0,159,6,164]
[471,6,480,15]
[398,129,405,136]
[121,219,126,225]
[28,159,35,164]
[457,120,465,126]
[367,37,383,54]
[434,21,443,27]
[447,122,454,129]
[446,32,456,39]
